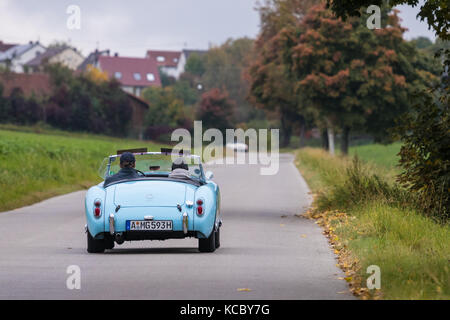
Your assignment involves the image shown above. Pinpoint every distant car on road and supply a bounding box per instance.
[226,142,248,152]
[85,148,221,253]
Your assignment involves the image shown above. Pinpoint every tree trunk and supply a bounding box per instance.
[322,129,329,150]
[327,127,335,155]
[282,127,292,147]
[280,115,292,148]
[298,124,305,148]
[340,126,350,155]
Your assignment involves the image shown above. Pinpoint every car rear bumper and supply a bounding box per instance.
[123,230,197,241]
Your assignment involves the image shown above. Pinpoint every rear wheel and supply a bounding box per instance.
[104,234,115,250]
[87,230,106,253]
[199,229,216,253]
[214,227,220,249]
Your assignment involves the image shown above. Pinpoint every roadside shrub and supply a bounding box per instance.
[317,157,411,211]
[394,80,449,221]
[8,88,43,125]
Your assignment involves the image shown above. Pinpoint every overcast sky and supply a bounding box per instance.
[0,0,437,57]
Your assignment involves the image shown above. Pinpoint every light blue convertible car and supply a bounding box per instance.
[85,148,221,253]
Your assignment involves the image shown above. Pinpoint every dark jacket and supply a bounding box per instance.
[104,167,140,187]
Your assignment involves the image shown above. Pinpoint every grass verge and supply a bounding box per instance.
[0,127,163,212]
[294,147,450,300]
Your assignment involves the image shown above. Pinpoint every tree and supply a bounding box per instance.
[197,88,235,132]
[185,53,206,77]
[412,36,433,49]
[200,38,257,124]
[172,79,200,106]
[0,83,11,123]
[45,63,132,135]
[394,82,449,221]
[329,0,448,219]
[282,4,437,153]
[85,64,109,83]
[247,0,316,147]
[142,86,187,128]
[326,0,449,41]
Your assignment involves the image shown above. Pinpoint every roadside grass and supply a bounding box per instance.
[294,147,450,299]
[0,127,163,212]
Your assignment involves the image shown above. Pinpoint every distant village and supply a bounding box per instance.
[0,40,206,98]
[0,40,208,138]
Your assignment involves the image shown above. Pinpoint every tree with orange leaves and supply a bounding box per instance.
[281,3,437,153]
[248,0,317,147]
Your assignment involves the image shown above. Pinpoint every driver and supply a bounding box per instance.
[104,152,140,186]
[168,157,191,179]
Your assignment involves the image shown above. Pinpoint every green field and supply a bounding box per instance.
[349,143,402,171]
[294,146,450,300]
[0,126,163,212]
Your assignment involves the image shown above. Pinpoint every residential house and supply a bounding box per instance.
[96,55,161,97]
[145,49,208,80]
[0,41,46,73]
[25,46,84,72]
[146,50,182,79]
[0,41,17,53]
[77,49,110,72]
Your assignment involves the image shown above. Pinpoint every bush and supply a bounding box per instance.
[395,81,449,221]
[317,156,410,211]
[196,88,235,132]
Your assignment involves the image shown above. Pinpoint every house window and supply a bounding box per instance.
[173,58,178,63]
[133,73,141,81]
[157,56,165,62]
[146,73,155,81]
[114,72,122,79]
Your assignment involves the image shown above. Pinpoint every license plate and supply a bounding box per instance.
[126,220,173,231]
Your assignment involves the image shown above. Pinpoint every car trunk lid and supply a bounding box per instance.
[113,180,186,207]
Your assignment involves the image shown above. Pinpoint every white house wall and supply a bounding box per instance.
[10,44,46,73]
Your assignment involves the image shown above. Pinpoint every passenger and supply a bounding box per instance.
[168,157,191,179]
[104,152,140,187]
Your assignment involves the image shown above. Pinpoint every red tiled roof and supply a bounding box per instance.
[146,50,181,68]
[0,72,51,97]
[98,56,161,87]
[0,41,17,52]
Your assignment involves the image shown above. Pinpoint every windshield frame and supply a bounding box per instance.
[99,152,205,183]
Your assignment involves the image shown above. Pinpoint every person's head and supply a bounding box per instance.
[172,157,188,171]
[120,152,136,168]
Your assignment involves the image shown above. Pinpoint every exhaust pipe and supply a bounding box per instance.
[115,232,125,245]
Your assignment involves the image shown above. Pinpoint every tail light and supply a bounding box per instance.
[93,199,102,218]
[196,199,204,216]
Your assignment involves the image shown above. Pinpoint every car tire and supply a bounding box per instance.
[87,229,106,253]
[214,227,220,249]
[199,229,216,253]
[104,234,115,250]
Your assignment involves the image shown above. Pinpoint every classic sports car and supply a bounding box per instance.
[85,148,221,253]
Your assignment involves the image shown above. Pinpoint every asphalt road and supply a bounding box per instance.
[0,153,352,299]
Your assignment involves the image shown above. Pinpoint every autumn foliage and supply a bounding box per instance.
[248,1,438,152]
[197,88,235,132]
